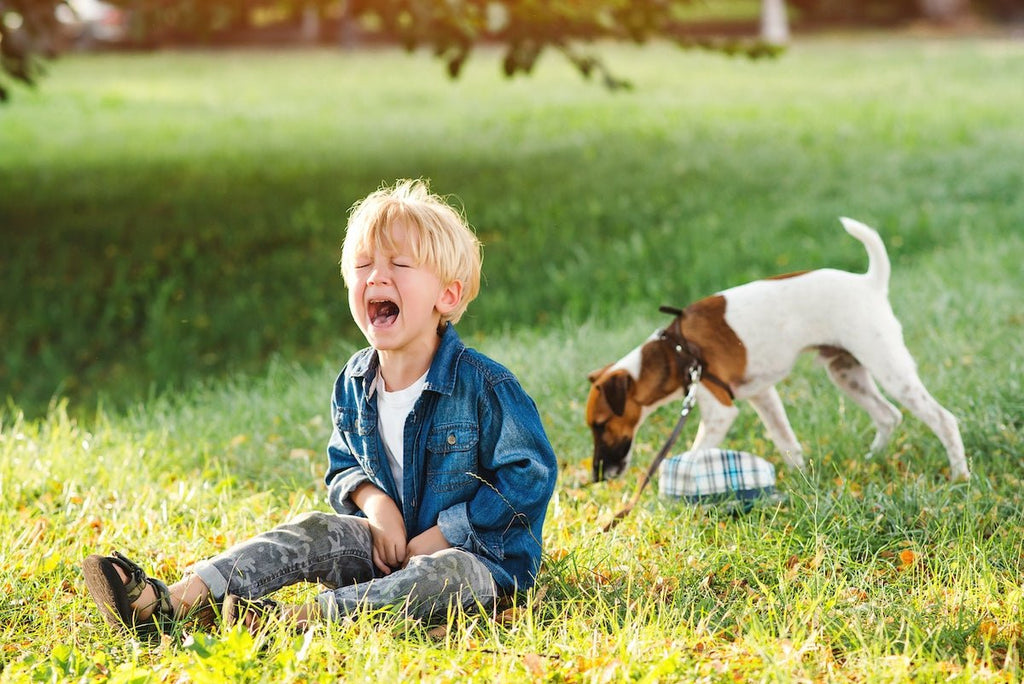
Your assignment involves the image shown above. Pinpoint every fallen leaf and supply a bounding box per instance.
[523,653,545,677]
[979,620,999,639]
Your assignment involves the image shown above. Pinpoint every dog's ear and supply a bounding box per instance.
[587,363,612,384]
[602,372,633,417]
[659,305,684,317]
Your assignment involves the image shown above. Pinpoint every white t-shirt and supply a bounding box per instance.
[376,369,428,505]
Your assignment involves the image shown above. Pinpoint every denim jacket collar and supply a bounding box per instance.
[346,323,465,398]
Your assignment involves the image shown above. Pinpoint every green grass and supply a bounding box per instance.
[2,34,1024,681]
[3,35,1024,417]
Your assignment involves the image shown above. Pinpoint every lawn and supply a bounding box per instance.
[2,33,1024,682]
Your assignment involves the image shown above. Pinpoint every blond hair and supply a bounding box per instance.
[340,179,482,325]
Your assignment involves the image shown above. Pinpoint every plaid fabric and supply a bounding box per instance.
[659,449,776,504]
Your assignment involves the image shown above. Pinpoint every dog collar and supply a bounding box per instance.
[658,305,736,401]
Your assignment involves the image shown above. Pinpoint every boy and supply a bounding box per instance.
[83,179,559,633]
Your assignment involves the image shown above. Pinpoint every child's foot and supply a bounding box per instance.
[222,595,316,633]
[82,552,177,635]
[82,552,214,634]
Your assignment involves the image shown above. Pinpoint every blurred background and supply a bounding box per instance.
[2,0,1022,420]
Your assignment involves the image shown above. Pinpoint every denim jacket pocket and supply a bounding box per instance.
[335,406,374,436]
[426,423,480,493]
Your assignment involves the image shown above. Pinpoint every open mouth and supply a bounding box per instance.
[369,298,400,327]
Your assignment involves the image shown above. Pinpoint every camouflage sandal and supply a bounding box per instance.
[82,551,176,636]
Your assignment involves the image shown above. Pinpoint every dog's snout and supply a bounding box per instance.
[592,437,632,483]
[593,461,625,482]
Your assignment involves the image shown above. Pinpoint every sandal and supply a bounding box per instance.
[82,551,176,636]
[222,594,279,632]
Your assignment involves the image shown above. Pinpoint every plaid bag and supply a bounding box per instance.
[658,449,776,509]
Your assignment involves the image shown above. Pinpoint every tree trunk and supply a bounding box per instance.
[761,0,790,45]
[301,4,319,43]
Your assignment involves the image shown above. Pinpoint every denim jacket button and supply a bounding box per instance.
[447,434,457,445]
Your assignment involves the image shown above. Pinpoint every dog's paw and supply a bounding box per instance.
[783,451,806,470]
[949,467,971,483]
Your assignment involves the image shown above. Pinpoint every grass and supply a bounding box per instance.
[3,35,1024,417]
[2,33,1024,681]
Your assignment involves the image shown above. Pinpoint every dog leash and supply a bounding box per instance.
[600,363,702,533]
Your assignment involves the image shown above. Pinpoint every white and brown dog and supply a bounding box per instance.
[586,218,968,483]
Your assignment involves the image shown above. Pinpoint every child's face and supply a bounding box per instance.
[347,222,461,355]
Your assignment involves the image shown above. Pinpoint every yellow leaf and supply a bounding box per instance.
[523,653,545,677]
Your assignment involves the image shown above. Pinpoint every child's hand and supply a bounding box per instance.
[404,525,451,566]
[365,497,406,573]
[353,484,407,574]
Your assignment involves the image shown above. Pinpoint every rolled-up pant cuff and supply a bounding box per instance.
[190,560,230,601]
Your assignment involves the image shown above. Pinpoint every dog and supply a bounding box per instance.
[585,217,968,483]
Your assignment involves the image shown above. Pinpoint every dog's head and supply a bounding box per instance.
[586,330,695,481]
[587,307,706,482]
[585,363,644,482]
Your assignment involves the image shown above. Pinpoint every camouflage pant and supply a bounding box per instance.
[190,511,497,623]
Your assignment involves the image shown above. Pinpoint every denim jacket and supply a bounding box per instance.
[325,324,558,594]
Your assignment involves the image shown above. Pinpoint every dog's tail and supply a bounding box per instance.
[840,217,890,292]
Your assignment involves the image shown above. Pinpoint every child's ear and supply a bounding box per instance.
[436,280,463,315]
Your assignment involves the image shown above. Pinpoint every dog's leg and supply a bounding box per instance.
[690,386,739,452]
[747,387,806,470]
[886,377,967,481]
[850,343,969,481]
[819,348,903,456]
